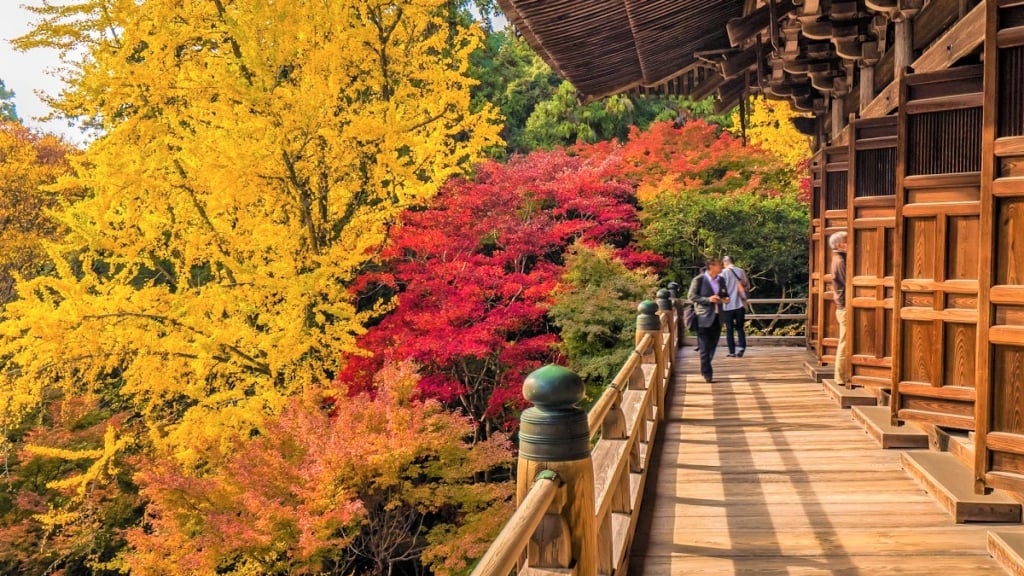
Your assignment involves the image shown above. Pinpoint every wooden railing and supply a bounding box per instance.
[471,288,680,576]
[744,297,808,335]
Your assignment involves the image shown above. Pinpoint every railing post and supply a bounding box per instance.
[667,282,684,349]
[518,365,598,575]
[656,288,676,370]
[635,300,665,419]
[667,281,684,349]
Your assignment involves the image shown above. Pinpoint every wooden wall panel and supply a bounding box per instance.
[948,216,981,280]
[891,65,983,432]
[976,1,1024,494]
[816,146,849,365]
[848,116,898,392]
[996,198,1024,282]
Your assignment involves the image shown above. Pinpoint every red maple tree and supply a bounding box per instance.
[339,150,663,439]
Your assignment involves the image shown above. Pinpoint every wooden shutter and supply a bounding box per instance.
[821,146,850,365]
[976,0,1024,494]
[848,116,898,394]
[891,65,984,431]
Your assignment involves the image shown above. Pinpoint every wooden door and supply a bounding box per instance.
[976,0,1024,494]
[848,116,897,393]
[891,65,984,431]
[808,150,825,356]
[820,146,850,365]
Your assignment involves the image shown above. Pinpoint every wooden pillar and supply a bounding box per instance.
[860,63,876,112]
[832,95,846,142]
[518,365,598,575]
[894,11,914,73]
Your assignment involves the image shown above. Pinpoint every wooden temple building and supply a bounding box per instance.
[498,0,1023,500]
[476,0,1024,573]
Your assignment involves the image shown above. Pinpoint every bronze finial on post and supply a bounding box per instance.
[517,365,597,575]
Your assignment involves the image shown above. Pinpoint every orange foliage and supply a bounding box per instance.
[125,361,513,576]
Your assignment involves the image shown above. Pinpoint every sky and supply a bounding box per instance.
[0,2,84,143]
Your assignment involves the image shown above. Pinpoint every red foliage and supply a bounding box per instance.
[339,150,662,434]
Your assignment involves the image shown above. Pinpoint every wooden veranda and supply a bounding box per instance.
[473,0,1024,572]
[630,346,1006,575]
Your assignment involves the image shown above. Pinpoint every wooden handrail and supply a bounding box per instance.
[471,471,563,575]
[678,296,810,334]
[472,292,679,576]
[587,338,648,437]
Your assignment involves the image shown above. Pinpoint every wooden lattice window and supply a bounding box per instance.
[907,108,982,175]
[855,148,897,197]
[999,46,1024,138]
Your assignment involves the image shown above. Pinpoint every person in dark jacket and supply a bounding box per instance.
[688,258,730,383]
[830,231,850,387]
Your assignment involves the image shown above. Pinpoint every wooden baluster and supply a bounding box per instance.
[518,365,598,575]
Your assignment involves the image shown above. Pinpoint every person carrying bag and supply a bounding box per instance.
[687,258,730,383]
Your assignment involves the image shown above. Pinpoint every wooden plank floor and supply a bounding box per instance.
[628,346,1007,575]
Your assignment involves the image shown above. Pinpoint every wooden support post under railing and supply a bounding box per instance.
[635,300,664,418]
[470,470,562,575]
[517,365,598,575]
[656,288,676,363]
[668,282,685,349]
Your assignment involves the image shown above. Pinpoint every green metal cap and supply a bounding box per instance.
[636,300,661,331]
[667,282,680,298]
[519,365,590,462]
[656,288,672,311]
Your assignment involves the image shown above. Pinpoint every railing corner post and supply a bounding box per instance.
[519,365,598,575]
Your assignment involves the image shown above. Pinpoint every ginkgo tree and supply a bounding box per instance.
[0,121,80,305]
[1,0,499,551]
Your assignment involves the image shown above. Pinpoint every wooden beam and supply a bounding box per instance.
[726,0,796,46]
[913,0,960,51]
[715,76,747,112]
[721,45,760,78]
[861,0,986,119]
[690,72,726,101]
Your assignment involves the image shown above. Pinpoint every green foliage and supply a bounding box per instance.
[677,96,735,130]
[0,80,17,122]
[523,82,669,149]
[640,189,809,298]
[549,243,659,399]
[469,28,561,155]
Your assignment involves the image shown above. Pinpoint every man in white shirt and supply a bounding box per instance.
[721,256,750,358]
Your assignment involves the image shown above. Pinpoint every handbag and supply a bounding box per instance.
[684,304,698,332]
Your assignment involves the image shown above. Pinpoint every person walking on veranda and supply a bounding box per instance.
[830,231,851,387]
[688,258,731,383]
[721,255,750,358]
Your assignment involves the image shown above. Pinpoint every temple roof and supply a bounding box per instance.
[496,0,746,100]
